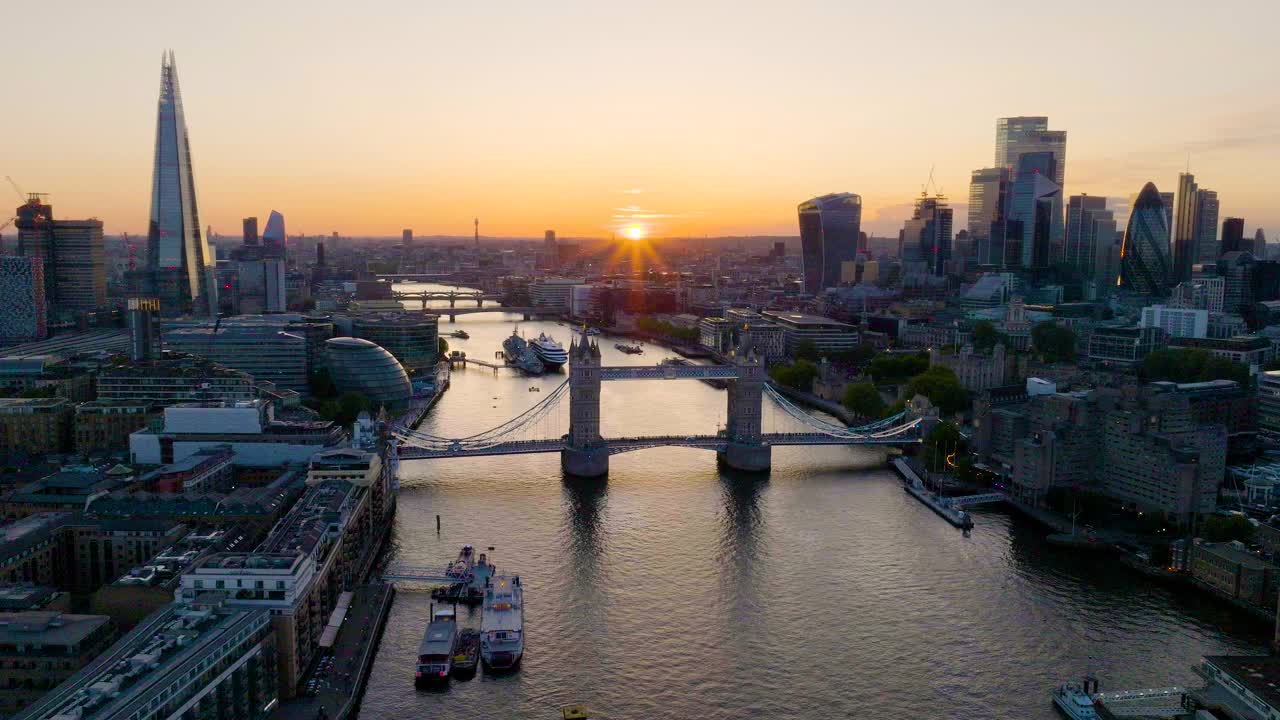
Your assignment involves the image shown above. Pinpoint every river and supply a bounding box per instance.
[358,284,1269,719]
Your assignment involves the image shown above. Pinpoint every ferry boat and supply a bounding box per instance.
[615,343,643,354]
[529,333,568,371]
[446,544,474,580]
[502,330,545,375]
[415,606,459,685]
[585,327,601,336]
[1052,676,1100,720]
[451,629,481,678]
[450,330,470,339]
[480,574,524,671]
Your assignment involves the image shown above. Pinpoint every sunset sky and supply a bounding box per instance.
[5,0,1279,240]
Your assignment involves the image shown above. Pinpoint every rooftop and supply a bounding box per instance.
[1204,655,1280,713]
[0,611,110,648]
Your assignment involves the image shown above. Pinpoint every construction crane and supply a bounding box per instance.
[6,176,24,203]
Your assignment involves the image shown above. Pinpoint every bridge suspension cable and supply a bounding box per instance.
[762,384,918,439]
[392,379,570,450]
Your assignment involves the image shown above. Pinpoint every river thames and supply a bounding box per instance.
[360,289,1269,719]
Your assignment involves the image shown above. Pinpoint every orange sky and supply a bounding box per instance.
[4,1,1279,240]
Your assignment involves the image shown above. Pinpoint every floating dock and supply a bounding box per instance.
[892,458,974,530]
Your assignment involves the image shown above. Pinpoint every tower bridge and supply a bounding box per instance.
[392,335,928,478]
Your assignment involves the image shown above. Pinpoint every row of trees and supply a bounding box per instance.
[636,317,699,344]
[1140,347,1250,387]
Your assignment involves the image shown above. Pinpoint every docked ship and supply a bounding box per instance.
[502,330,545,375]
[1052,676,1099,720]
[446,544,474,580]
[480,574,525,671]
[529,333,568,371]
[416,606,459,685]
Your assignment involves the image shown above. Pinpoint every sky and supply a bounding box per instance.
[3,0,1279,240]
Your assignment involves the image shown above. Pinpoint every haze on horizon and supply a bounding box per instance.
[4,0,1279,240]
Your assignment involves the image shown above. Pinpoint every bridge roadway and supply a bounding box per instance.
[396,431,918,460]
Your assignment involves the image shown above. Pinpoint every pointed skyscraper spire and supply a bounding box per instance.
[146,50,213,316]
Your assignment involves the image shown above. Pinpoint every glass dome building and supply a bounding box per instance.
[325,337,412,413]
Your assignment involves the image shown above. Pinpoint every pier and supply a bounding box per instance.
[892,458,1007,529]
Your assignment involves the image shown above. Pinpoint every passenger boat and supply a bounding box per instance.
[1052,676,1100,720]
[450,330,470,339]
[446,544,474,580]
[614,343,643,354]
[480,574,524,671]
[585,327,601,336]
[451,629,481,678]
[415,606,459,685]
[529,333,568,370]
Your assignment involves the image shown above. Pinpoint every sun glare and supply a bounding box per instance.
[624,225,646,240]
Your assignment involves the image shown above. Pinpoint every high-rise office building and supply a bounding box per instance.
[1119,182,1172,296]
[0,256,47,343]
[1194,189,1220,263]
[15,197,106,317]
[261,210,286,258]
[797,193,862,295]
[1255,228,1269,260]
[1172,173,1199,282]
[1065,195,1116,287]
[242,216,259,245]
[1222,217,1246,255]
[316,241,326,268]
[1160,191,1175,234]
[146,51,214,316]
[51,219,106,313]
[996,116,1067,244]
[545,230,557,250]
[402,228,413,246]
[1010,155,1061,270]
[968,167,1012,265]
[901,196,953,276]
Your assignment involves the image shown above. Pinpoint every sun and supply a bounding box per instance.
[624,225,646,241]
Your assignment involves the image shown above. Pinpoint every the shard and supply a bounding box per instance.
[146,50,214,316]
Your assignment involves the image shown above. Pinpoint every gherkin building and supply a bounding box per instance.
[1118,182,1171,296]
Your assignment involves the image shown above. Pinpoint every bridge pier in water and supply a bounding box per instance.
[564,335,609,478]
[717,340,770,472]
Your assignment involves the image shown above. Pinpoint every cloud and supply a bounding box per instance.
[618,188,645,195]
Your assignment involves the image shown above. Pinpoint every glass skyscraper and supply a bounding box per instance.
[797,193,862,295]
[1065,195,1117,290]
[146,51,213,316]
[901,196,953,276]
[1172,172,1199,282]
[967,167,1011,265]
[1194,189,1220,263]
[996,116,1067,252]
[1119,182,1172,296]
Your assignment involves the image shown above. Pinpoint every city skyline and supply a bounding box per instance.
[3,1,1279,240]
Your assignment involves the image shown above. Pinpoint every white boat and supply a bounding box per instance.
[529,333,568,371]
[415,606,459,684]
[1052,676,1099,720]
[480,574,524,671]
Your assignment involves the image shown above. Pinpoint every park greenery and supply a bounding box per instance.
[1030,321,1077,362]
[867,352,929,384]
[636,316,699,344]
[1139,347,1250,387]
[304,391,375,427]
[971,320,1004,352]
[768,359,819,392]
[904,365,969,415]
[1199,514,1256,543]
[841,383,886,419]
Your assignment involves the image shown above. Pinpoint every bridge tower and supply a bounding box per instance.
[719,333,771,472]
[563,332,608,477]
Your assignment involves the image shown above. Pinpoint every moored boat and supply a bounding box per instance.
[415,606,459,685]
[480,574,524,671]
[530,333,568,370]
[451,629,480,678]
[1052,676,1100,720]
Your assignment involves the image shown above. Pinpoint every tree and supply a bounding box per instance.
[308,368,335,398]
[334,392,374,426]
[830,343,878,364]
[1140,348,1249,387]
[972,320,1000,352]
[768,360,819,391]
[794,339,821,362]
[923,421,967,472]
[868,353,929,384]
[1031,321,1077,362]
[842,383,886,419]
[905,365,969,415]
[1200,514,1256,543]
[438,336,450,356]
